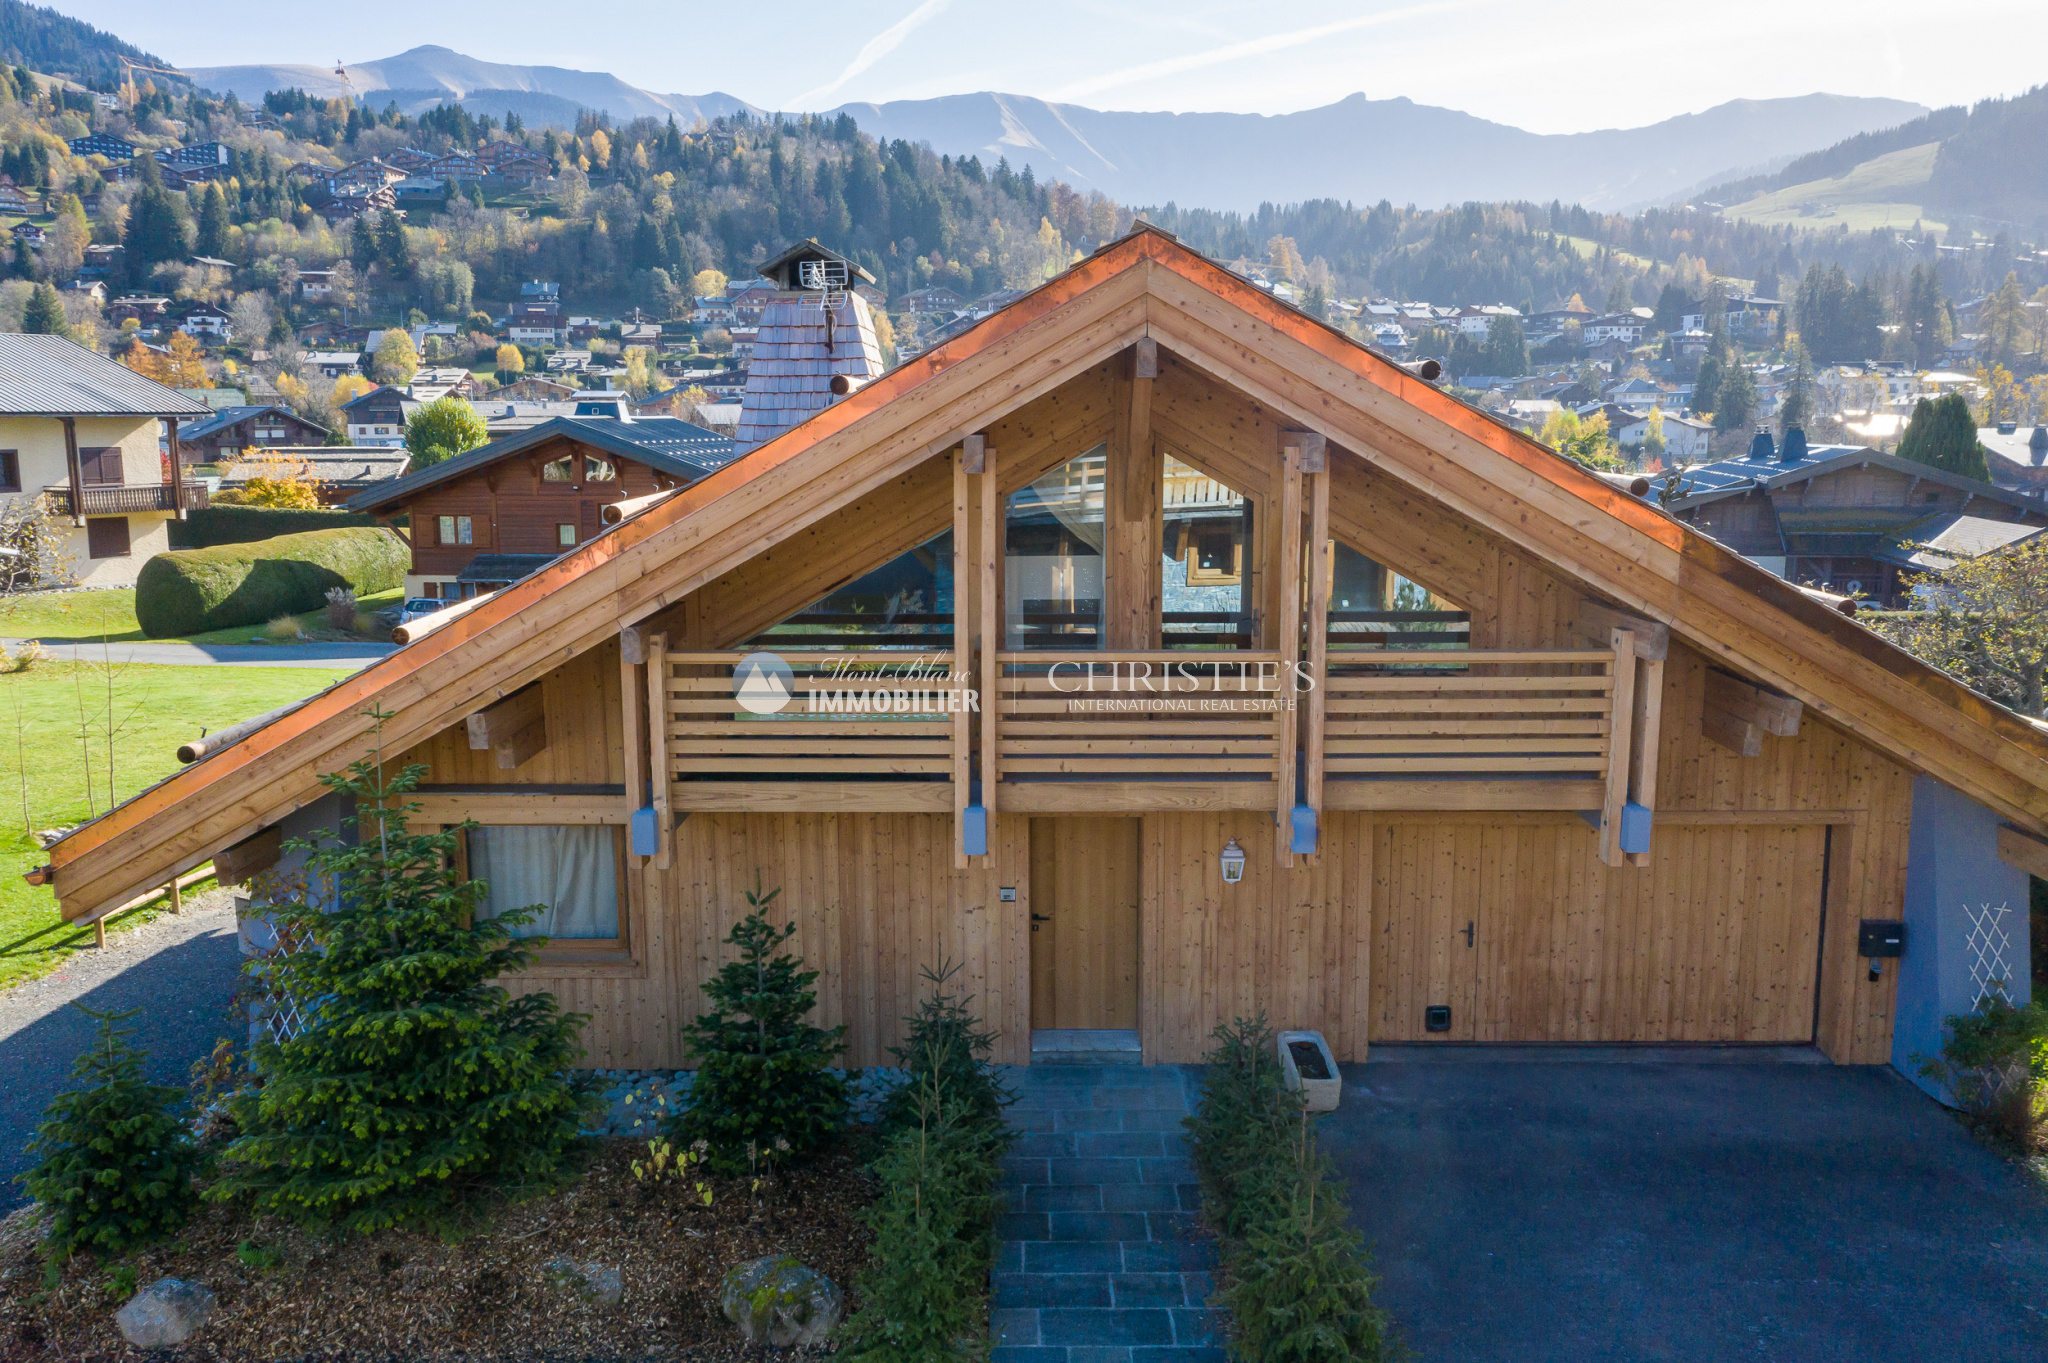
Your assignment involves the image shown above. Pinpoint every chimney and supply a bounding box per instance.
[1749,430,1775,462]
[2032,426,2047,465]
[734,239,884,453]
[1778,427,1807,463]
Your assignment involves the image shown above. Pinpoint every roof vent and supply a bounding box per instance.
[1749,430,1775,462]
[2032,426,2047,463]
[1779,427,1807,463]
[1999,420,2018,435]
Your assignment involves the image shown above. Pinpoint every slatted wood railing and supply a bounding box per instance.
[993,651,1288,782]
[664,651,960,782]
[1321,649,1616,778]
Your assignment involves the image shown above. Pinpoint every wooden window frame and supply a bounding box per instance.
[0,449,17,493]
[424,796,645,978]
[439,514,473,546]
[1185,523,1242,586]
[78,446,124,487]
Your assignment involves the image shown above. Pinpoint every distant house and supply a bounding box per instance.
[902,286,964,314]
[498,374,576,401]
[79,243,123,277]
[475,142,550,186]
[0,334,211,586]
[1660,413,1714,461]
[171,299,232,339]
[1582,313,1647,345]
[67,133,137,161]
[297,269,335,301]
[509,280,563,345]
[1978,423,2048,492]
[316,184,398,225]
[344,412,736,598]
[217,446,409,506]
[175,404,330,468]
[691,297,737,325]
[157,142,230,172]
[107,295,169,326]
[341,385,419,446]
[0,179,36,215]
[407,368,483,402]
[305,350,364,380]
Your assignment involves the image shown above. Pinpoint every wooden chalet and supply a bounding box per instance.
[346,404,736,599]
[36,230,2047,1082]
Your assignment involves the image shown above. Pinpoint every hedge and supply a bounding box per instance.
[168,505,381,550]
[136,527,410,637]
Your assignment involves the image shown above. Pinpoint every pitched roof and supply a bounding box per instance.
[1892,514,2048,570]
[734,293,885,451]
[1671,444,2048,513]
[342,415,737,513]
[178,404,328,442]
[38,227,2048,921]
[218,446,409,486]
[0,335,212,417]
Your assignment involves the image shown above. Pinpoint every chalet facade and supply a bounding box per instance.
[0,336,209,586]
[1668,443,2048,604]
[40,231,2044,1096]
[175,404,330,467]
[346,407,736,598]
[342,386,418,446]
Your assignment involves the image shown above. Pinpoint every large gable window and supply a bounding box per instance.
[1006,445,1105,648]
[1162,453,1250,647]
[745,527,956,651]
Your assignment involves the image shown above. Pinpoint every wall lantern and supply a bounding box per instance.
[1220,837,1247,884]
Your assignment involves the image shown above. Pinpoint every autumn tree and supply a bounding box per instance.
[493,342,524,379]
[1871,535,2048,715]
[403,395,489,468]
[372,328,418,386]
[1980,272,2028,365]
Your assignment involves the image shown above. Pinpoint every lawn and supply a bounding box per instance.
[0,660,356,989]
[0,586,404,647]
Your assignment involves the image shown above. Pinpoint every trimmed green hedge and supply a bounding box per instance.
[168,505,380,550]
[136,527,410,637]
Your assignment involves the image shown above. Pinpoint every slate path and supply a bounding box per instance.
[992,1064,1225,1363]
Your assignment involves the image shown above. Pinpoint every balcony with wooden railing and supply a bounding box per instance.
[42,483,208,517]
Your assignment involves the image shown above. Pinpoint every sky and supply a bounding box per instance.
[51,0,2048,132]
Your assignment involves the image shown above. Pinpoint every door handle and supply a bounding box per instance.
[1462,921,1474,948]
[1030,913,1052,923]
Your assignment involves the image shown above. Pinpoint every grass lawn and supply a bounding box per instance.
[0,660,356,989]
[0,586,404,647]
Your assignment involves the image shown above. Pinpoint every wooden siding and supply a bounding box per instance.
[397,641,626,786]
[1030,817,1141,1029]
[404,437,676,579]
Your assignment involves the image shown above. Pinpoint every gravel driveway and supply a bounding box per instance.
[0,889,244,1209]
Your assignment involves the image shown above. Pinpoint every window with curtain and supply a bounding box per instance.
[466,825,622,941]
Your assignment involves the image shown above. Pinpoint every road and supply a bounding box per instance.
[4,638,394,668]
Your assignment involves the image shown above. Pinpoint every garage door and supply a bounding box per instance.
[1370,819,1829,1043]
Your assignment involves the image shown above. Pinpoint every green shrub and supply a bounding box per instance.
[666,880,848,1173]
[840,970,1011,1363]
[135,526,408,637]
[1188,1014,1396,1363]
[169,505,378,550]
[19,1005,203,1264]
[209,713,593,1237]
[1919,995,2048,1155]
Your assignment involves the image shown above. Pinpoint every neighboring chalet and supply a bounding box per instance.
[343,386,419,446]
[0,336,209,585]
[174,404,330,468]
[44,231,2048,1106]
[217,446,410,506]
[1979,423,2048,492]
[346,398,735,598]
[1667,441,2048,604]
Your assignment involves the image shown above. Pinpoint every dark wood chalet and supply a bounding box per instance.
[38,230,2046,1098]
[173,404,331,468]
[347,403,736,598]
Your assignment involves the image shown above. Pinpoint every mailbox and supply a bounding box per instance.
[1857,919,1906,958]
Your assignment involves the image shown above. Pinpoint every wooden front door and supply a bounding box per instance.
[1371,819,1831,1043]
[1030,817,1141,1029]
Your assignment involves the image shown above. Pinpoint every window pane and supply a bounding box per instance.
[558,523,575,546]
[438,515,456,544]
[745,528,954,651]
[1006,445,1105,649]
[584,456,617,482]
[458,516,473,545]
[468,825,620,939]
[543,457,573,482]
[1163,454,1249,646]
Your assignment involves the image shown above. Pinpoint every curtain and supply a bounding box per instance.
[468,825,620,940]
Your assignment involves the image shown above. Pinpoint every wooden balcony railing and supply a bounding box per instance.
[42,483,207,516]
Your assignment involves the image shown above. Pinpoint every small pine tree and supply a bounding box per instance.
[667,880,848,1172]
[1185,1014,1298,1236]
[21,282,67,337]
[1897,393,1991,481]
[840,982,1008,1363]
[20,1006,202,1264]
[210,706,592,1238]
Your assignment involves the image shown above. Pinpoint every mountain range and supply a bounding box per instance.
[182,46,1926,215]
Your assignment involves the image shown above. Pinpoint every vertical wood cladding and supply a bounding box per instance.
[402,438,672,578]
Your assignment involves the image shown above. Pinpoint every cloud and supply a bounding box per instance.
[785,0,953,109]
[1047,0,1478,104]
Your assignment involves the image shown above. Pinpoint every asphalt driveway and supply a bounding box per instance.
[1324,1048,2048,1363]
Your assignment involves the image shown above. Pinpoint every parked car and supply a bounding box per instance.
[397,598,444,627]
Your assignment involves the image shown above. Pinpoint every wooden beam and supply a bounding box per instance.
[980,443,999,821]
[1626,655,1665,868]
[1283,428,1327,473]
[962,432,987,474]
[646,633,671,869]
[1578,598,1668,661]
[1275,440,1304,865]
[1598,627,1637,867]
[1303,449,1331,858]
[60,415,83,527]
[465,684,547,770]
[215,827,280,887]
[1702,702,1764,757]
[621,638,647,852]
[1106,340,1159,649]
[1133,335,1159,379]
[1998,823,2048,880]
[619,623,649,666]
[1706,668,1802,737]
[167,416,185,521]
[953,447,971,869]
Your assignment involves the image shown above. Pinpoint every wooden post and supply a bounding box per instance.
[621,631,648,858]
[94,918,106,949]
[1626,656,1665,868]
[61,415,83,527]
[1598,628,1638,868]
[953,446,971,869]
[979,443,999,823]
[1106,339,1159,649]
[646,633,671,870]
[168,877,182,915]
[1275,441,1304,866]
[1303,445,1331,862]
[166,415,186,520]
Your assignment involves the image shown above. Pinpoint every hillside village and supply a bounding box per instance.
[0,4,2046,1362]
